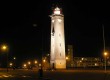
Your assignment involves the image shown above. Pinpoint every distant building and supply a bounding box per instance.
[66,45,74,68]
[73,57,103,68]
[107,56,110,66]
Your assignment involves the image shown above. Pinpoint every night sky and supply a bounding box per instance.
[0,1,110,65]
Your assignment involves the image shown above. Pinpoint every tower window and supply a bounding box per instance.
[59,34,61,36]
[52,20,54,23]
[60,43,61,47]
[60,53,61,56]
[52,26,55,36]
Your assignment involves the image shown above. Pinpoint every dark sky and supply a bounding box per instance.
[0,1,110,65]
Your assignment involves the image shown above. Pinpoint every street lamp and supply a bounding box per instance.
[104,52,108,72]
[35,60,38,64]
[1,45,9,72]
[13,57,16,60]
[2,46,7,50]
[66,56,69,60]
[43,59,46,63]
[28,61,31,69]
[13,57,16,69]
[23,64,27,69]
[28,61,31,65]
[66,56,69,68]
[9,62,13,67]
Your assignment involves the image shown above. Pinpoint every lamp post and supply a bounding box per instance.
[34,60,38,68]
[13,57,16,60]
[1,45,9,72]
[9,62,13,67]
[104,52,108,72]
[102,25,107,72]
[66,56,69,68]
[23,64,27,69]
[13,57,16,70]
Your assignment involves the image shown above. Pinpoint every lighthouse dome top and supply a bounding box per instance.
[53,7,61,15]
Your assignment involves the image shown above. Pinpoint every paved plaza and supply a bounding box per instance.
[0,69,110,80]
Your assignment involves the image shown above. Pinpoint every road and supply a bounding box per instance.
[0,69,110,80]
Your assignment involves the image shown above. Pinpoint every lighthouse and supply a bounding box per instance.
[50,7,66,69]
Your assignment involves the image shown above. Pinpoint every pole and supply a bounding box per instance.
[102,25,105,52]
[41,25,43,70]
[39,25,43,78]
[105,56,106,72]
[102,25,106,72]
[7,52,8,72]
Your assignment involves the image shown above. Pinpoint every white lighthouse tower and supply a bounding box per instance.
[50,7,66,69]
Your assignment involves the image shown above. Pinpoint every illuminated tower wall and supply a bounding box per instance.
[50,7,66,69]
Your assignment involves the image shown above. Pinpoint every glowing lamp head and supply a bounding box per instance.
[2,45,7,50]
[24,64,26,67]
[10,63,13,66]
[54,7,61,15]
[104,52,108,56]
[66,57,69,60]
